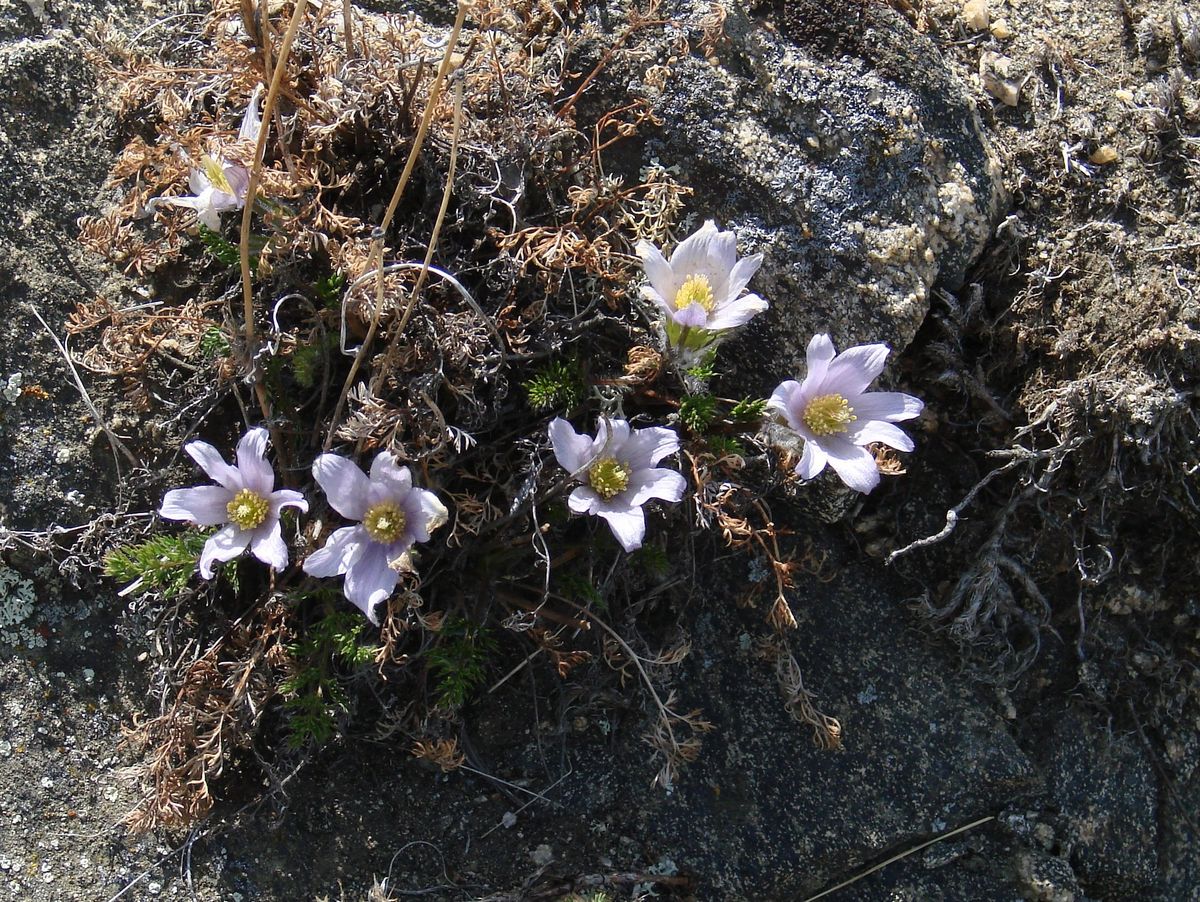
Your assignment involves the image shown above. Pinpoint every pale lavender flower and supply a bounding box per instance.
[159,427,308,578]
[767,333,924,494]
[153,86,263,231]
[549,417,687,552]
[303,452,448,625]
[635,220,767,349]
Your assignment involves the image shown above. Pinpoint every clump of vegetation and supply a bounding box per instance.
[80,0,911,832]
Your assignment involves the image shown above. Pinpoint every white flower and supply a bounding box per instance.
[635,220,767,350]
[549,417,687,552]
[303,452,448,625]
[159,427,308,578]
[153,86,263,231]
[767,333,924,493]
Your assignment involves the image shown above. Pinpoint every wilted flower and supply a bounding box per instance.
[549,417,687,552]
[159,427,308,578]
[153,86,263,230]
[303,451,448,625]
[636,220,767,351]
[767,333,924,493]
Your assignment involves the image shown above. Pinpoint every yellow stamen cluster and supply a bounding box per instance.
[673,274,716,312]
[587,456,631,500]
[803,393,856,436]
[200,155,234,194]
[363,502,407,544]
[226,488,269,530]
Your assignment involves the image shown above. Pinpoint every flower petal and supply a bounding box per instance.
[344,542,400,625]
[236,427,274,495]
[636,239,679,307]
[626,468,686,506]
[668,219,719,271]
[767,380,804,431]
[596,418,631,458]
[640,284,675,318]
[184,440,241,491]
[368,452,412,506]
[159,485,232,525]
[568,486,599,514]
[401,486,446,544]
[846,419,914,452]
[303,526,368,578]
[238,84,264,142]
[824,343,891,397]
[620,425,680,470]
[312,453,371,520]
[223,164,250,202]
[199,524,251,579]
[821,436,881,493]
[851,391,924,423]
[250,519,288,571]
[549,418,595,473]
[597,506,647,552]
[795,440,828,480]
[269,489,308,516]
[706,293,769,331]
[801,334,837,395]
[672,301,710,328]
[724,252,763,300]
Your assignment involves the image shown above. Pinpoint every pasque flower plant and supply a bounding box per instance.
[159,427,308,578]
[636,220,767,355]
[767,333,924,493]
[304,451,448,625]
[549,417,687,552]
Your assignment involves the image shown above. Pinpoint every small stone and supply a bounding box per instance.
[530,844,553,866]
[990,18,1012,39]
[1089,145,1119,165]
[502,811,517,829]
[962,0,989,31]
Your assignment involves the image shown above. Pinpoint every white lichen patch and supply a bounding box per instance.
[0,563,42,649]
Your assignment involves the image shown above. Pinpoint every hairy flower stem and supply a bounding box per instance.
[324,1,470,452]
[237,0,308,463]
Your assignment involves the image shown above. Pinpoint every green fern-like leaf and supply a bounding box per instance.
[103,534,208,598]
[524,358,584,411]
[704,434,746,458]
[197,225,264,272]
[684,350,719,382]
[199,327,231,359]
[679,393,717,432]
[314,272,346,308]
[426,619,497,711]
[730,397,768,421]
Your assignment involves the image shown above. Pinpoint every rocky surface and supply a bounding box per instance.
[0,0,1196,900]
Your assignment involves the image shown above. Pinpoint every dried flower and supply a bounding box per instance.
[636,220,767,352]
[549,417,687,551]
[159,427,308,578]
[304,452,448,625]
[767,333,924,493]
[152,86,263,230]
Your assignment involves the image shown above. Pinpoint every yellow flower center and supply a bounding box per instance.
[803,393,857,436]
[226,488,269,530]
[673,274,716,312]
[587,456,631,500]
[363,502,407,544]
[200,154,235,194]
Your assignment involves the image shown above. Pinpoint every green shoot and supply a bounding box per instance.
[730,397,769,421]
[679,393,717,432]
[103,534,208,599]
[524,358,584,411]
[426,618,498,711]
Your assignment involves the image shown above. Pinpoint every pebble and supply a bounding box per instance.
[1089,145,1119,165]
[962,0,989,31]
[990,18,1013,39]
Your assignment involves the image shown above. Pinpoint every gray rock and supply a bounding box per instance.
[601,0,1004,392]
[1048,712,1160,899]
